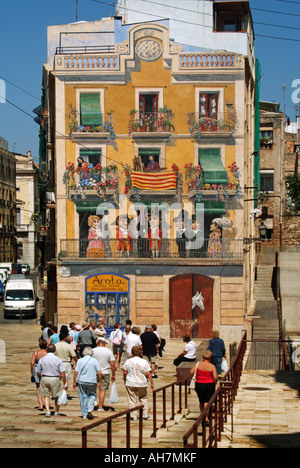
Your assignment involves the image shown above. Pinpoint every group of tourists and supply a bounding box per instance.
[31,320,165,420]
[31,320,226,421]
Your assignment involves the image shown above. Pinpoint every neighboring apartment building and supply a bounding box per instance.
[0,137,16,263]
[259,102,285,249]
[258,105,300,253]
[41,0,258,341]
[15,151,39,269]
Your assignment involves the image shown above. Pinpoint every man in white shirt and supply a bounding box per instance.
[93,337,116,411]
[124,326,142,359]
[173,335,197,366]
[36,344,67,418]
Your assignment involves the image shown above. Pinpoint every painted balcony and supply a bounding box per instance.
[59,238,244,262]
[63,162,119,201]
[68,109,116,141]
[187,110,238,139]
[128,109,175,137]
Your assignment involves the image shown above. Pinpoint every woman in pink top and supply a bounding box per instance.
[190,350,218,413]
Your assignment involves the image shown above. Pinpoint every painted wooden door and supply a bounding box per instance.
[170,274,213,339]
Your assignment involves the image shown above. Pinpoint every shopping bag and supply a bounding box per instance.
[58,389,68,406]
[109,382,119,404]
[221,359,229,374]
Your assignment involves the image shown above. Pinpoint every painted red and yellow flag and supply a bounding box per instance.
[131,171,177,191]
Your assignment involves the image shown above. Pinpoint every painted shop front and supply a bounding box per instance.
[57,262,244,341]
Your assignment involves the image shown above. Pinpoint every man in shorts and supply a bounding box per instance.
[140,326,160,378]
[93,337,116,411]
[36,344,67,418]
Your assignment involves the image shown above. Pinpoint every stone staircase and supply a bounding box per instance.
[254,265,275,301]
[247,264,281,370]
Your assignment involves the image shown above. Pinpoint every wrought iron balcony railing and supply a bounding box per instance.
[59,238,244,261]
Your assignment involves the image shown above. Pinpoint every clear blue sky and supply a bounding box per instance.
[0,0,299,160]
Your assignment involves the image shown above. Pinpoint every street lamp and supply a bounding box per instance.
[258,221,268,240]
[243,220,268,245]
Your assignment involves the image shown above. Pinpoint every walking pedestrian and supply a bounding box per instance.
[140,325,160,378]
[42,321,54,341]
[73,347,102,420]
[124,326,142,360]
[55,330,77,386]
[30,339,47,411]
[93,337,116,411]
[173,335,197,366]
[190,350,218,415]
[208,330,226,376]
[77,322,98,357]
[109,323,123,371]
[123,346,155,421]
[69,323,81,355]
[36,344,68,418]
[47,326,60,346]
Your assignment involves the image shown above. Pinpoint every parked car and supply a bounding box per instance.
[0,281,4,302]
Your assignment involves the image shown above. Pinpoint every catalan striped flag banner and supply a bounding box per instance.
[131,171,177,191]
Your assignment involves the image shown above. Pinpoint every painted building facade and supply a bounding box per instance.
[41,0,258,341]
[15,151,39,269]
[0,138,16,263]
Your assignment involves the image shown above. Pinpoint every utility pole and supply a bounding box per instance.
[75,0,78,22]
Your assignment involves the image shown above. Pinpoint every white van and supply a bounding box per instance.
[4,279,39,320]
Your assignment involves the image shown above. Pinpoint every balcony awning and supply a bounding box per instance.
[199,148,228,186]
[195,200,226,215]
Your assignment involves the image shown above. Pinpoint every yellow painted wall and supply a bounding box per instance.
[64,54,237,238]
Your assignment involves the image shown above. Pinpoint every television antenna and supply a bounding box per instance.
[75,0,78,22]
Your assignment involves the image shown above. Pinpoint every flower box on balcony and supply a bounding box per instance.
[130,131,172,140]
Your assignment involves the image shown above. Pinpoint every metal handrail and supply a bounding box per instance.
[151,380,188,438]
[183,331,247,448]
[81,405,144,449]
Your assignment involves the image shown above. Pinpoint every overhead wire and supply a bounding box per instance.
[1,0,299,175]
[92,0,300,42]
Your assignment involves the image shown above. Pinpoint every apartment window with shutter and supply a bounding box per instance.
[80,94,102,127]
[198,148,227,185]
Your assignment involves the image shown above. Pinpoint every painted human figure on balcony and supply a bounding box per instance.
[86,215,105,258]
[145,155,160,172]
[207,218,233,258]
[148,212,162,258]
[116,215,132,257]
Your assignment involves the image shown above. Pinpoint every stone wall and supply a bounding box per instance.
[283,215,300,247]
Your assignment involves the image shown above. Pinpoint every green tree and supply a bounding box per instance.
[286,174,300,212]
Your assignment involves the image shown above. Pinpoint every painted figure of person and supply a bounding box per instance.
[116,215,132,257]
[86,215,105,258]
[207,218,233,258]
[148,212,162,258]
[145,155,160,172]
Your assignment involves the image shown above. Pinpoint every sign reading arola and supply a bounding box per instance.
[86,274,129,292]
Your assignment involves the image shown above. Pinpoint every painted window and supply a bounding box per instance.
[199,93,219,131]
[80,93,103,127]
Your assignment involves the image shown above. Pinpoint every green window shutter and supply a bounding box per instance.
[80,149,102,167]
[195,200,226,215]
[199,148,228,185]
[138,148,160,157]
[80,94,102,126]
